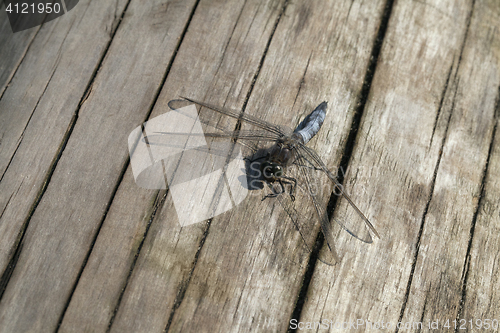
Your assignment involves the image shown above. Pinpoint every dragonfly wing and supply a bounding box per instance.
[296,144,378,243]
[144,135,243,162]
[169,98,293,138]
[283,148,343,265]
[275,190,339,266]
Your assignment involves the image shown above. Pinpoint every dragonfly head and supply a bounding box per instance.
[261,161,284,181]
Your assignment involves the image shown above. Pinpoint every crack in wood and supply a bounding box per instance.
[289,0,396,329]
[69,1,204,331]
[106,189,169,333]
[291,52,312,111]
[429,62,454,151]
[455,102,498,330]
[396,0,476,325]
[0,56,59,183]
[161,2,292,329]
[0,108,77,303]
[0,0,133,322]
[396,81,458,333]
[164,219,212,333]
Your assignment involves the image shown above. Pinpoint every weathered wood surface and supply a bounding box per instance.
[301,0,500,330]
[0,13,36,97]
[0,0,498,332]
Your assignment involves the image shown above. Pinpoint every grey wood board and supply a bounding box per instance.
[60,0,285,331]
[398,0,499,326]
[0,0,128,280]
[0,0,194,331]
[145,0,387,332]
[301,0,500,330]
[0,0,498,332]
[0,11,37,97]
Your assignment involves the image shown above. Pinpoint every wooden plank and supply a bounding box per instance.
[57,1,276,330]
[0,0,194,331]
[445,0,500,327]
[1,0,495,331]
[0,20,62,177]
[112,0,389,332]
[399,0,499,326]
[0,0,127,279]
[96,0,290,332]
[0,11,38,97]
[300,0,499,329]
[462,116,500,323]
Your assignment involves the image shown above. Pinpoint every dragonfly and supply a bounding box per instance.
[144,97,379,264]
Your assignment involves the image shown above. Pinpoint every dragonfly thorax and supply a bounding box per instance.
[260,143,294,181]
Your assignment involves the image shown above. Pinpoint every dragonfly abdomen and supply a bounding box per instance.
[292,102,327,144]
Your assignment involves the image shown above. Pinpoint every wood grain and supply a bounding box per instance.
[0,0,498,331]
[106,0,291,332]
[398,0,499,326]
[0,11,37,97]
[301,0,500,330]
[163,0,388,331]
[60,0,284,331]
[0,0,128,282]
[0,0,191,331]
[448,0,500,326]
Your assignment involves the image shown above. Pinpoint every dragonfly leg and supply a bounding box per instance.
[281,176,297,201]
[261,181,284,201]
[261,177,296,202]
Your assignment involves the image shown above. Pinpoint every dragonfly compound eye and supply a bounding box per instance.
[274,165,283,177]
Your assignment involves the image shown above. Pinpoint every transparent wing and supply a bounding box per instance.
[275,191,338,266]
[148,129,280,143]
[137,99,273,197]
[283,147,340,264]
[169,98,293,138]
[295,143,379,243]
[132,101,255,205]
[143,97,285,158]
